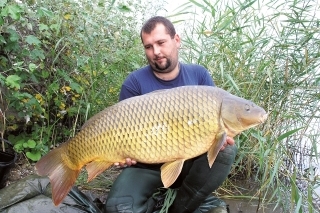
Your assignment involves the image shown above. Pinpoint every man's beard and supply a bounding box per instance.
[153,58,172,73]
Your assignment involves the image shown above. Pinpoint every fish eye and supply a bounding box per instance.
[245,104,250,111]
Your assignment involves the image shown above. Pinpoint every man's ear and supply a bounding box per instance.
[174,34,181,47]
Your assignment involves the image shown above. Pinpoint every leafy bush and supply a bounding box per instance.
[0,0,163,160]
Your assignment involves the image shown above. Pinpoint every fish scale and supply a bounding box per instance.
[78,87,213,162]
[35,85,267,206]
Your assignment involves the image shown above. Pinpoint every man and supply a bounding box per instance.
[104,16,237,213]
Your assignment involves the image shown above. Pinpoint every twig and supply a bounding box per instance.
[0,89,6,152]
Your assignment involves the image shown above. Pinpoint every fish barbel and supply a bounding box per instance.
[35,85,268,206]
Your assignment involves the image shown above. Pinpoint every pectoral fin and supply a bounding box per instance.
[86,161,113,182]
[160,159,185,188]
[207,132,226,167]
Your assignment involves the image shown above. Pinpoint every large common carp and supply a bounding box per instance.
[35,85,268,206]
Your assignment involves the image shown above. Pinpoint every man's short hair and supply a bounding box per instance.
[140,16,176,40]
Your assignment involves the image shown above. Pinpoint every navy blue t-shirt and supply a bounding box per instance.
[119,63,215,101]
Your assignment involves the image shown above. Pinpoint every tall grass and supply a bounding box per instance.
[170,0,319,212]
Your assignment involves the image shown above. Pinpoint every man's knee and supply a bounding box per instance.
[215,145,237,165]
[103,167,161,213]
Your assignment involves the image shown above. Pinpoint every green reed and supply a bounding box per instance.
[169,0,320,212]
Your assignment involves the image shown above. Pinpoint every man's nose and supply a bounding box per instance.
[153,45,160,55]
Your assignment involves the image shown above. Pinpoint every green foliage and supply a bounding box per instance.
[5,75,21,89]
[9,132,48,161]
[0,0,162,161]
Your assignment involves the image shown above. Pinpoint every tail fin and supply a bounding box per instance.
[35,143,80,206]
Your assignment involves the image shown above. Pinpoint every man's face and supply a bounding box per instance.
[141,24,180,74]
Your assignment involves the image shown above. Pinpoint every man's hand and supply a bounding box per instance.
[220,136,235,151]
[114,158,137,168]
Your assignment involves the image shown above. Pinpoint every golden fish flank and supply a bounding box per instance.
[35,85,268,206]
